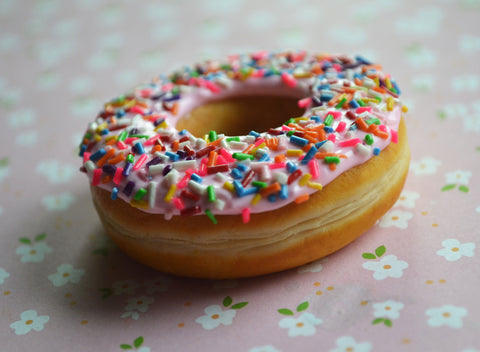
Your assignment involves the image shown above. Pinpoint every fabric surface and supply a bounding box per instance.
[1,0,479,351]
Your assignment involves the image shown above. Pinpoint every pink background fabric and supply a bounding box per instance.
[1,0,479,351]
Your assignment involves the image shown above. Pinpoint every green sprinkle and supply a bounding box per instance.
[205,209,218,224]
[227,136,240,142]
[286,130,296,137]
[209,130,217,142]
[115,95,126,103]
[84,132,92,140]
[284,118,295,125]
[207,185,216,202]
[252,181,268,189]
[129,135,149,139]
[127,154,134,163]
[366,118,381,125]
[357,99,366,107]
[232,153,254,161]
[374,96,382,103]
[324,156,340,164]
[118,130,128,142]
[324,114,334,126]
[133,188,147,201]
[335,97,347,109]
[365,134,374,145]
[171,86,180,95]
[190,70,200,77]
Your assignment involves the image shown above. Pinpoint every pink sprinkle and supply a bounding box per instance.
[162,82,174,92]
[308,159,320,179]
[129,105,145,114]
[133,154,148,171]
[332,63,343,72]
[215,155,228,165]
[254,138,265,147]
[379,124,387,132]
[188,77,198,86]
[282,125,293,131]
[356,107,372,114]
[391,129,398,143]
[336,121,347,132]
[220,148,235,163]
[116,141,128,150]
[177,173,191,189]
[139,89,152,98]
[172,197,185,210]
[113,167,124,185]
[251,50,269,60]
[298,97,311,108]
[198,160,207,176]
[338,138,361,147]
[281,72,297,88]
[328,134,337,143]
[92,168,102,186]
[269,162,286,170]
[242,207,251,224]
[124,137,138,145]
[327,111,342,120]
[144,136,160,146]
[83,152,91,164]
[251,69,265,78]
[204,80,221,93]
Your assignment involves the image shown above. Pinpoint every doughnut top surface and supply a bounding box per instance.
[79,51,406,222]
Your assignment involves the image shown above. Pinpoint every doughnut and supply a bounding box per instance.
[79,51,410,279]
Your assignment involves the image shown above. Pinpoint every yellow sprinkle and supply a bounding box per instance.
[374,77,380,87]
[362,98,379,103]
[251,193,262,205]
[249,142,266,155]
[154,121,168,131]
[293,72,313,79]
[402,105,409,113]
[164,184,177,202]
[307,181,323,190]
[223,182,234,193]
[385,77,392,90]
[286,149,304,157]
[386,96,394,111]
[94,135,102,142]
[123,99,136,109]
[105,135,116,143]
[299,173,312,186]
[293,117,309,122]
[96,122,108,133]
[130,199,149,209]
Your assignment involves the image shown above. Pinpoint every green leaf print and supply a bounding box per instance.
[231,302,248,310]
[278,308,294,316]
[133,336,144,348]
[375,245,386,258]
[441,184,456,191]
[0,157,8,167]
[458,185,469,193]
[120,344,132,350]
[384,319,393,327]
[19,238,32,245]
[362,252,376,260]
[372,318,384,325]
[35,233,47,242]
[223,296,233,307]
[296,301,309,312]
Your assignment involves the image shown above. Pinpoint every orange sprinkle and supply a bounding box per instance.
[208,151,218,167]
[372,86,386,94]
[105,138,116,146]
[207,137,224,147]
[171,140,179,152]
[107,153,125,165]
[265,138,279,151]
[275,154,286,163]
[362,64,383,73]
[327,93,343,107]
[329,163,337,171]
[242,144,256,154]
[373,130,389,139]
[354,78,363,86]
[315,152,347,159]
[171,102,179,116]
[260,182,281,197]
[151,144,164,154]
[96,149,115,167]
[355,118,369,132]
[367,124,378,133]
[295,194,309,204]
[101,175,112,184]
[136,100,149,109]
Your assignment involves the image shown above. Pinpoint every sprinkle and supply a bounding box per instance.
[307,181,323,190]
[301,145,318,165]
[208,130,217,142]
[205,209,217,224]
[133,154,148,171]
[113,167,124,185]
[281,72,297,88]
[123,181,135,197]
[338,138,361,148]
[134,188,147,201]
[287,169,303,185]
[279,184,288,199]
[181,205,201,216]
[90,149,106,162]
[356,143,371,157]
[373,147,381,156]
[242,207,251,224]
[251,193,262,205]
[290,135,309,147]
[324,156,340,164]
[269,162,286,170]
[364,134,374,145]
[164,184,177,202]
[148,181,158,208]
[207,185,216,202]
[111,187,119,200]
[92,168,102,186]
[402,105,408,113]
[308,159,320,179]
[260,182,281,197]
[172,197,185,210]
[391,129,398,144]
[294,194,309,204]
[232,152,254,161]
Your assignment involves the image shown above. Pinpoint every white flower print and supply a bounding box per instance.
[445,170,472,185]
[395,7,443,36]
[410,157,442,175]
[426,305,467,328]
[15,131,38,147]
[0,164,9,183]
[329,336,372,352]
[249,346,280,352]
[436,239,475,261]
[48,264,85,287]
[144,276,170,294]
[373,300,404,320]
[8,108,36,128]
[452,75,479,92]
[459,34,480,54]
[362,254,409,280]
[16,242,52,263]
[278,312,322,337]
[36,160,77,183]
[297,258,327,273]
[112,280,140,295]
[121,296,155,320]
[395,190,419,209]
[463,114,480,132]
[10,310,49,335]
[195,305,237,330]
[441,103,468,119]
[412,75,435,92]
[378,209,413,229]
[42,193,76,211]
[0,267,10,284]
[404,46,437,68]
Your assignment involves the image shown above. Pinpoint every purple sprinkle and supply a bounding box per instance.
[102,164,116,174]
[163,94,181,102]
[123,161,133,176]
[162,165,172,176]
[176,150,186,159]
[154,118,165,127]
[146,156,162,167]
[123,181,135,196]
[129,128,138,136]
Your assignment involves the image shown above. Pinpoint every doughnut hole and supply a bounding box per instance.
[176,95,305,137]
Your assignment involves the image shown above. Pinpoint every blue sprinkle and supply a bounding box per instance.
[111,187,119,200]
[279,184,288,199]
[268,194,277,202]
[315,140,328,149]
[116,109,126,117]
[190,173,203,183]
[301,145,318,165]
[236,164,249,172]
[373,147,381,156]
[133,142,145,155]
[324,126,334,133]
[101,129,109,135]
[122,162,133,176]
[286,161,297,173]
[310,115,321,123]
[258,153,270,162]
[231,168,243,179]
[249,131,261,138]
[290,135,309,147]
[349,124,358,131]
[355,55,372,65]
[179,129,188,135]
[165,151,179,161]
[392,81,401,95]
[79,145,87,157]
[233,180,244,196]
[90,148,106,162]
[242,187,258,196]
[349,100,360,109]
[317,84,330,91]
[320,92,334,102]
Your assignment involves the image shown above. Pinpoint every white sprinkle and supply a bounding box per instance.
[149,164,165,176]
[172,160,196,172]
[215,172,228,183]
[318,140,334,152]
[213,198,226,211]
[188,180,206,195]
[164,168,179,185]
[229,141,248,150]
[148,181,158,209]
[356,143,371,157]
[273,171,288,184]
[84,160,96,173]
